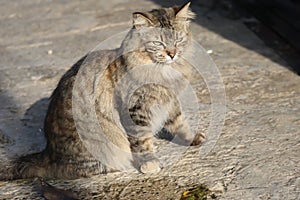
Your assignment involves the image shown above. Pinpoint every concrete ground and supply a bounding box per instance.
[0,0,299,199]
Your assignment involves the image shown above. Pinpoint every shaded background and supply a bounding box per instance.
[151,0,300,74]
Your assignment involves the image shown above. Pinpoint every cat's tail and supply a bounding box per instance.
[0,152,49,180]
[14,152,51,179]
[0,151,113,180]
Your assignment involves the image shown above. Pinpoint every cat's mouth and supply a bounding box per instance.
[165,54,178,64]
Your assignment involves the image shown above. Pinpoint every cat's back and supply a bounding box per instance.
[45,49,118,136]
[52,49,118,97]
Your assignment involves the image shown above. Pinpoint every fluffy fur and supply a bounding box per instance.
[9,2,205,179]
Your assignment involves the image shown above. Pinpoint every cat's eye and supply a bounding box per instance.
[175,38,184,43]
[152,41,164,46]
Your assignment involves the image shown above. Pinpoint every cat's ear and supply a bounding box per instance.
[132,12,153,28]
[174,2,195,20]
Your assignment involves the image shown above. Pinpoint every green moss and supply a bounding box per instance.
[180,184,210,200]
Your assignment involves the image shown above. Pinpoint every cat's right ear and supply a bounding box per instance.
[132,12,153,28]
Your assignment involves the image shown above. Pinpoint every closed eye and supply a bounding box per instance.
[176,38,184,43]
[175,36,185,45]
[152,41,166,47]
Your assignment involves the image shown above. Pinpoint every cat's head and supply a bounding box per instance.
[128,2,195,64]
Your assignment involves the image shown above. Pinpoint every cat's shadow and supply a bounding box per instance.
[149,0,299,75]
[0,96,49,179]
[11,98,49,157]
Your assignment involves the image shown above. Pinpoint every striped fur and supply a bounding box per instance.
[10,2,205,179]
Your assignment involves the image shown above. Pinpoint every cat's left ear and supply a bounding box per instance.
[132,12,153,28]
[174,2,195,20]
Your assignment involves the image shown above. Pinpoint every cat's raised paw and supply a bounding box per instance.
[191,133,206,146]
[140,160,161,173]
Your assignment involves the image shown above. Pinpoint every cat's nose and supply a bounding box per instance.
[166,49,176,59]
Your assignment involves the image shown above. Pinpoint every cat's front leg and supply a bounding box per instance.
[164,113,206,146]
[127,134,161,173]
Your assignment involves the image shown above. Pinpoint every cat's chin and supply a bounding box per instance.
[165,60,175,64]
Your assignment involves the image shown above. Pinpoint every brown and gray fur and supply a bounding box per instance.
[10,2,205,179]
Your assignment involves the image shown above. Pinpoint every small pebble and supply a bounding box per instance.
[9,14,16,18]
[207,49,213,54]
[47,50,53,55]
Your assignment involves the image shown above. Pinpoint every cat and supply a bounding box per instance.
[10,2,205,179]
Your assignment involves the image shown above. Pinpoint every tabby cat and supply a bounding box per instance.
[12,2,205,179]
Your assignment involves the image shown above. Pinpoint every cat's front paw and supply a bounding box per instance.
[140,159,161,174]
[190,133,206,146]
